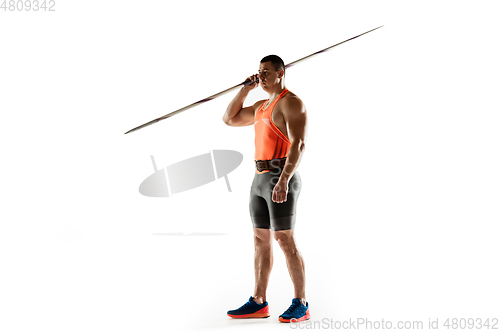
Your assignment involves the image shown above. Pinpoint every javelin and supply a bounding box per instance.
[124,25,383,135]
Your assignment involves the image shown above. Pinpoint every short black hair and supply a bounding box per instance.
[260,55,285,75]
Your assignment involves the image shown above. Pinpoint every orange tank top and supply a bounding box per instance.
[254,89,291,174]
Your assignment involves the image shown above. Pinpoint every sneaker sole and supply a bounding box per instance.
[227,305,270,319]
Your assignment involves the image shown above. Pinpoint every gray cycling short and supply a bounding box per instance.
[249,167,302,231]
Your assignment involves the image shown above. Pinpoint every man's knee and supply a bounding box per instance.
[273,230,297,254]
[254,228,272,248]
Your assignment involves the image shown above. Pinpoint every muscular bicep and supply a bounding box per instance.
[283,98,307,145]
[226,100,265,127]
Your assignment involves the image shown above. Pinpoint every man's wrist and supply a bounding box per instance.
[278,174,290,183]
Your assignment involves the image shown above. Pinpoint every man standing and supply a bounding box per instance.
[222,55,309,322]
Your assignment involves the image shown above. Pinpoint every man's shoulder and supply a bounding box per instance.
[284,90,300,100]
[280,92,305,113]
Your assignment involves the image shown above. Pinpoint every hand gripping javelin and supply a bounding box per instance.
[124,25,383,135]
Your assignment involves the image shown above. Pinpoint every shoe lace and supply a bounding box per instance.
[283,302,301,316]
[238,300,254,310]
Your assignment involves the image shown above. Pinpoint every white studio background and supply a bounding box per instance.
[1,1,499,332]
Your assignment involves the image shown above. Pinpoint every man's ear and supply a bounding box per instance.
[278,68,285,79]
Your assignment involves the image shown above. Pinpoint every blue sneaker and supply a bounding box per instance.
[278,298,310,322]
[227,296,270,318]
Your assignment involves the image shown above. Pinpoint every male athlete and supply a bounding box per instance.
[222,55,309,322]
